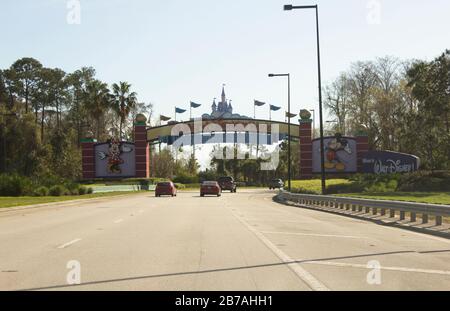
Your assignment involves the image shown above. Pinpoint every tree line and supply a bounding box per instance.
[0,51,448,185]
[0,57,152,181]
[323,51,449,170]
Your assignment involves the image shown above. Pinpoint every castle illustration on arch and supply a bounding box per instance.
[201,85,251,120]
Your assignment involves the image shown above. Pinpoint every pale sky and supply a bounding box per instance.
[1,0,449,121]
[1,0,449,167]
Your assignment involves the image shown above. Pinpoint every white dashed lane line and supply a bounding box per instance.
[227,207,330,291]
[57,239,82,249]
[261,231,366,239]
[302,261,450,276]
[114,219,124,224]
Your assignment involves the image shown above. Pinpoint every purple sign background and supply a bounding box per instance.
[362,151,420,174]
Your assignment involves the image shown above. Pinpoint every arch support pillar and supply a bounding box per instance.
[299,119,313,179]
[134,116,150,178]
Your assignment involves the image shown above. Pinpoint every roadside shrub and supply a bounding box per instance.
[78,186,88,195]
[34,186,50,197]
[173,174,199,184]
[397,171,450,192]
[0,174,33,196]
[49,185,68,197]
[65,182,80,195]
[174,183,186,189]
[86,187,94,194]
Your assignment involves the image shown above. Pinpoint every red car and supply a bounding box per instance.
[200,181,222,197]
[155,181,177,197]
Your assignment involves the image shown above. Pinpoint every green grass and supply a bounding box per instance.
[290,179,351,194]
[0,191,144,209]
[335,192,450,205]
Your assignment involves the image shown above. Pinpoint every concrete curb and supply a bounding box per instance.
[0,192,148,214]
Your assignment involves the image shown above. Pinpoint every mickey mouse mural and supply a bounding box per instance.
[312,133,358,173]
[324,133,352,171]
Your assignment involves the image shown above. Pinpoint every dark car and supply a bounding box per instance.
[155,181,177,197]
[201,181,222,197]
[218,176,237,193]
[269,179,284,190]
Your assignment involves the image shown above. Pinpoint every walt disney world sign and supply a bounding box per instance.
[362,151,420,174]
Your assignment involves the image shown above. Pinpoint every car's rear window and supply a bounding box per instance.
[157,182,171,187]
[203,181,217,186]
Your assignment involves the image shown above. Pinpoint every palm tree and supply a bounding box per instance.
[111,82,137,140]
[83,80,111,140]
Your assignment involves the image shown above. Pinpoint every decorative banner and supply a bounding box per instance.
[160,115,171,122]
[175,107,187,114]
[286,112,297,119]
[270,105,281,111]
[362,151,420,174]
[254,100,266,107]
[95,141,136,178]
[190,102,201,108]
[312,135,357,173]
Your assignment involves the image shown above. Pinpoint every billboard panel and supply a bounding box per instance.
[362,151,420,174]
[95,141,136,178]
[312,136,357,173]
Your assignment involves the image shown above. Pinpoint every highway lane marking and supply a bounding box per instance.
[227,208,330,291]
[114,219,124,224]
[57,239,82,249]
[381,224,450,245]
[262,192,450,245]
[302,261,450,276]
[260,231,365,239]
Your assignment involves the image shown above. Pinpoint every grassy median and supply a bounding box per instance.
[0,191,145,209]
[290,179,351,194]
[290,179,450,205]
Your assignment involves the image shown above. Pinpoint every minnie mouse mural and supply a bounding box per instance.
[98,138,134,174]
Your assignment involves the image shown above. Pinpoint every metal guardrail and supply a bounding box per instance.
[278,191,450,226]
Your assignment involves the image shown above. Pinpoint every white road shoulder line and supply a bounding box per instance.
[261,231,365,239]
[57,239,82,249]
[303,261,450,276]
[228,209,330,291]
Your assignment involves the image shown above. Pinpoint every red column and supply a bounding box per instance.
[81,138,96,180]
[356,135,369,173]
[134,120,150,178]
[299,121,313,179]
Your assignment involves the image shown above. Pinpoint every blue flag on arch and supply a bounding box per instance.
[190,102,201,109]
[254,100,266,107]
[270,105,281,111]
[175,107,187,114]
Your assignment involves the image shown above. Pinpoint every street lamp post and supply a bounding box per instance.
[284,4,326,195]
[268,73,291,192]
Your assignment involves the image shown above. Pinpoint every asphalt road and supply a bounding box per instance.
[1,190,449,291]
